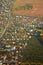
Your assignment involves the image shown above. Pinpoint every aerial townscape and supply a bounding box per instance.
[0,0,43,65]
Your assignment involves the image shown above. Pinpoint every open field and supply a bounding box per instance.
[12,0,43,16]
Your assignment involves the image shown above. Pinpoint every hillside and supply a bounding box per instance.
[22,36,43,62]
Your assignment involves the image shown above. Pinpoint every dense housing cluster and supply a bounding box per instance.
[0,0,43,64]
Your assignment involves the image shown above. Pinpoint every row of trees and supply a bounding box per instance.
[14,4,33,10]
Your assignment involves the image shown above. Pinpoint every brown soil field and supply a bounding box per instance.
[12,0,43,16]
